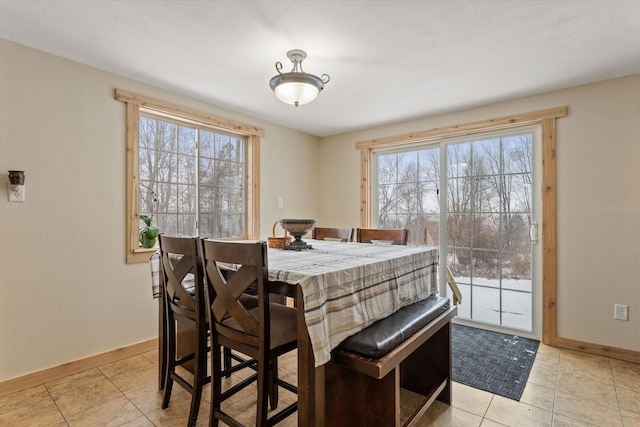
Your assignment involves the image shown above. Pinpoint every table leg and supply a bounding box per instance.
[296,286,325,427]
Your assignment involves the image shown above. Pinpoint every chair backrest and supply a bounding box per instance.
[312,227,354,242]
[356,228,409,245]
[158,235,204,321]
[200,240,269,348]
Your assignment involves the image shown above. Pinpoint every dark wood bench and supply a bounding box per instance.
[324,296,457,427]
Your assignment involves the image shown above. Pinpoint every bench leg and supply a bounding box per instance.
[325,361,399,426]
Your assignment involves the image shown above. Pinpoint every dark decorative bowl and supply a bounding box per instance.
[279,219,316,250]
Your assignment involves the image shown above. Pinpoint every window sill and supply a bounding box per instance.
[127,247,158,264]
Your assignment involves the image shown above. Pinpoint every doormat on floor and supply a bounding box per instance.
[452,324,539,401]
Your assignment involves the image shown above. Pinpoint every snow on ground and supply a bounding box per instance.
[447,277,532,331]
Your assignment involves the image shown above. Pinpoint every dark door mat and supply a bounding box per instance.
[452,324,539,400]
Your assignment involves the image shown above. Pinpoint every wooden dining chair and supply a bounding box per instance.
[356,228,409,245]
[159,235,257,426]
[201,239,298,427]
[311,226,355,242]
[158,235,210,426]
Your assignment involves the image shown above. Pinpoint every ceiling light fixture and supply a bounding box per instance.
[269,49,330,107]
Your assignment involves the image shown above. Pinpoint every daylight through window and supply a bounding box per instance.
[358,107,566,341]
[139,114,246,239]
[117,89,262,263]
[371,130,537,331]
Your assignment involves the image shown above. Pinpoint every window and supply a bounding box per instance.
[372,146,441,246]
[373,130,537,331]
[139,114,246,238]
[117,90,263,263]
[357,107,566,343]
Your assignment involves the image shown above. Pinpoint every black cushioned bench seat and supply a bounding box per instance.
[339,295,450,359]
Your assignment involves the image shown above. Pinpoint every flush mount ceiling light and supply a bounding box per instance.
[269,49,330,107]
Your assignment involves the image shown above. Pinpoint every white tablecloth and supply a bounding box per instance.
[268,240,439,366]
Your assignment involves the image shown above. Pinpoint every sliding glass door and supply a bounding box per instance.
[372,128,540,335]
[444,130,537,332]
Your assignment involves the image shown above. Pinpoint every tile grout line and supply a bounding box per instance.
[554,350,629,427]
[609,357,627,427]
[101,368,158,427]
[42,381,69,426]
[43,367,116,425]
[480,393,495,425]
[549,348,561,426]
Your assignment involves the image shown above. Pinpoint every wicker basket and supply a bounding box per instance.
[267,221,292,249]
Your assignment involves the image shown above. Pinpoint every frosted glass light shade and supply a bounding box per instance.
[269,49,329,107]
[273,81,320,106]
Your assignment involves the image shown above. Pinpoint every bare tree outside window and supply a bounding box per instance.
[374,132,534,330]
[139,114,246,241]
[377,147,441,245]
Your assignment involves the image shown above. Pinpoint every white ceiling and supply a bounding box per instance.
[1,1,639,137]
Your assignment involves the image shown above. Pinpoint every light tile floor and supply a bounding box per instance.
[1,344,639,426]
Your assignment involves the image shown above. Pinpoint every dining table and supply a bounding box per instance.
[156,239,439,426]
[265,239,439,426]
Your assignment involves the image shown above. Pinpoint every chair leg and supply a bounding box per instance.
[256,357,269,426]
[159,293,168,390]
[223,347,232,378]
[269,358,278,410]
[209,343,222,427]
[187,373,203,426]
[162,317,176,409]
[186,327,207,427]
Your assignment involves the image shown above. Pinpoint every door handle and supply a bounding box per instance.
[530,222,538,244]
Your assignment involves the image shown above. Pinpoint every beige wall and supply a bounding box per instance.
[318,74,640,353]
[0,39,320,381]
[1,37,638,382]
